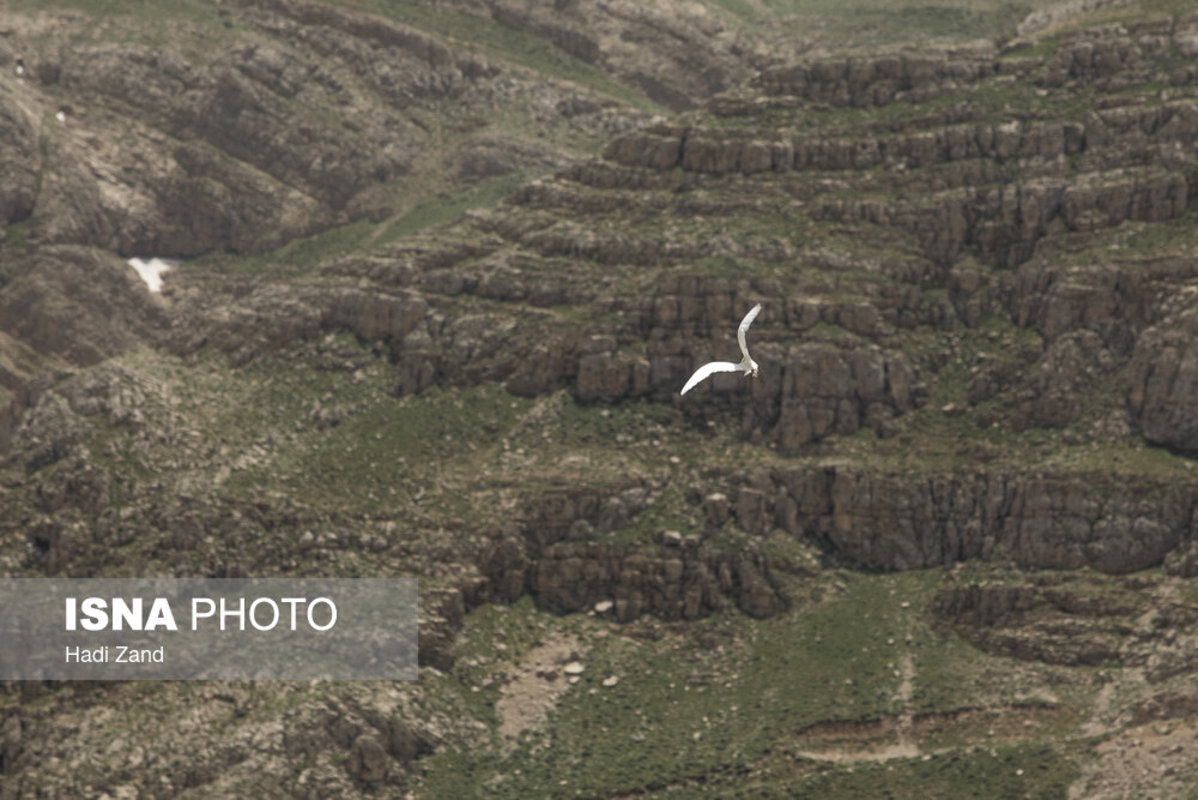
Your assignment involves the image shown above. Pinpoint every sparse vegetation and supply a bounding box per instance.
[7,0,1198,796]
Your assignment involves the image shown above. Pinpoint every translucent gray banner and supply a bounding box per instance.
[0,579,418,680]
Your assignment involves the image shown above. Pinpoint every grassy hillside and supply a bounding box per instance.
[5,0,1198,797]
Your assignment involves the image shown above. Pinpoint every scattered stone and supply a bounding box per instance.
[704,493,730,526]
[348,733,388,783]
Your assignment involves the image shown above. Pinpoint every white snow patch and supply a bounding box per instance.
[126,257,179,292]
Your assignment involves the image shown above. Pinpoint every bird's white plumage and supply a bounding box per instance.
[680,361,741,395]
[680,303,763,395]
[737,303,762,361]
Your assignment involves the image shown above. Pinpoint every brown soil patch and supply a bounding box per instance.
[791,702,1069,763]
[496,633,583,745]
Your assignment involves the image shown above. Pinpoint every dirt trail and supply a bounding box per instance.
[893,650,918,755]
[496,634,582,746]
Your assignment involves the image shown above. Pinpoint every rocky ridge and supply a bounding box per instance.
[8,11,1198,588]
[5,2,1198,798]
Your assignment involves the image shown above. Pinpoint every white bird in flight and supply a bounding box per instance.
[680,303,762,395]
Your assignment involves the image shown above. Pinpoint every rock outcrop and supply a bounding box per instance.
[669,466,1193,575]
[1128,308,1198,452]
[479,483,788,621]
[932,570,1198,681]
[526,541,785,620]
[0,246,167,367]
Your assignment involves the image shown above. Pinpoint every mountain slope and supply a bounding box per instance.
[5,1,1198,798]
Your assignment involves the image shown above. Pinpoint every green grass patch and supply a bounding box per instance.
[418,568,1094,798]
[689,254,790,278]
[187,220,377,276]
[714,75,1095,133]
[701,0,769,25]
[719,0,1036,49]
[1,219,29,256]
[341,0,661,111]
[758,742,1076,800]
[0,221,32,285]
[422,571,949,798]
[228,375,531,511]
[1174,577,1198,606]
[1125,207,1198,254]
[377,171,531,244]
[9,0,215,20]
[9,0,232,51]
[1000,35,1062,60]
[555,399,678,449]
[878,2,1033,41]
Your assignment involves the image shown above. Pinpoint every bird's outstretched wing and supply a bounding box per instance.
[680,361,741,395]
[737,303,763,362]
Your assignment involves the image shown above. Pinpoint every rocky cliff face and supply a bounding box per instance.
[776,466,1187,573]
[932,567,1198,680]
[12,8,1197,579]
